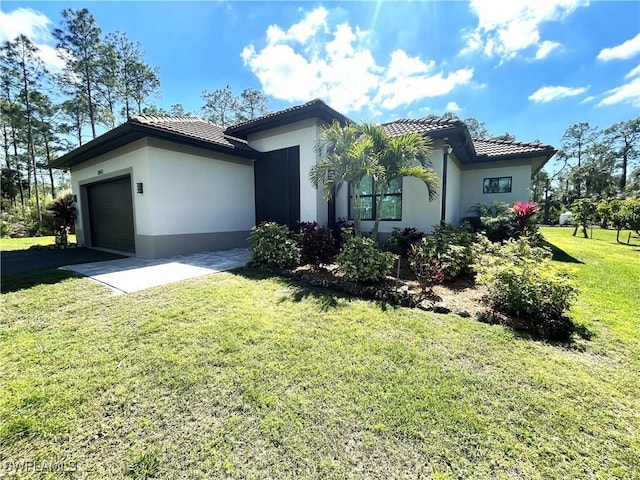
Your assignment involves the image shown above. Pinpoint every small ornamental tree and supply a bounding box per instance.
[49,197,77,246]
[570,198,597,238]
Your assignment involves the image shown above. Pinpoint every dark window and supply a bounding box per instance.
[483,176,512,194]
[349,176,402,221]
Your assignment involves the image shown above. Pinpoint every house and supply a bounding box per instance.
[52,99,556,258]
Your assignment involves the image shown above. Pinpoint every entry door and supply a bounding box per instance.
[87,176,135,253]
[254,146,300,227]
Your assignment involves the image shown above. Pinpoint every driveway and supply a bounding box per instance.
[60,248,251,293]
[1,248,127,276]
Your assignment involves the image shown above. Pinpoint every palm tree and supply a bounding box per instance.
[359,123,439,241]
[310,121,383,236]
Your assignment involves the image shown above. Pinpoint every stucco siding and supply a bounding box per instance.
[145,143,255,235]
[70,139,151,246]
[247,118,326,224]
[459,162,532,218]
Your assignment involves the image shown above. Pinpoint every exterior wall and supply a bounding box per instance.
[335,146,446,236]
[247,118,327,224]
[445,153,462,224]
[70,138,255,258]
[71,138,151,250]
[459,160,534,219]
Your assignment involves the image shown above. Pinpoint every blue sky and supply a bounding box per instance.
[1,1,639,159]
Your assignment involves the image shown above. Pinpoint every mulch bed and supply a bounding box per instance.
[272,257,489,318]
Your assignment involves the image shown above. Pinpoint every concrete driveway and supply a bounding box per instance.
[60,248,251,294]
[1,248,127,276]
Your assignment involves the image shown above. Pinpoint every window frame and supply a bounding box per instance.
[348,176,402,221]
[483,176,513,194]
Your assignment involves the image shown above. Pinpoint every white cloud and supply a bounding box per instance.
[579,95,595,104]
[597,65,640,108]
[461,0,588,61]
[597,33,640,62]
[528,85,588,103]
[535,40,561,59]
[626,64,640,79]
[445,101,462,112]
[598,77,640,108]
[0,8,65,73]
[242,7,473,114]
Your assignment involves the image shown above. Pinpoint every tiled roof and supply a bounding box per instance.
[129,115,253,152]
[382,118,465,137]
[225,98,351,138]
[473,138,555,158]
[383,118,555,158]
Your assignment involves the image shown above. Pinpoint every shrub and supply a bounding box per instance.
[330,217,355,248]
[49,197,77,246]
[298,222,338,267]
[248,222,300,269]
[474,237,578,341]
[510,201,540,235]
[383,227,425,256]
[413,223,475,280]
[408,243,444,299]
[336,236,395,283]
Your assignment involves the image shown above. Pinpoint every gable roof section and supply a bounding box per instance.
[225,99,351,139]
[383,118,556,165]
[52,116,256,169]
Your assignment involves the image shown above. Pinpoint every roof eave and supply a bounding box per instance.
[225,102,352,139]
[51,123,258,170]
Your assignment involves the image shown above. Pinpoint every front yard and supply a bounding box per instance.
[1,228,638,479]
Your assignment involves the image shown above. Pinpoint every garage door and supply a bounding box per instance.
[87,176,135,253]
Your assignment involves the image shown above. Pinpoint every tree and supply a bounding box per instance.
[237,88,269,122]
[605,118,640,192]
[130,61,159,115]
[358,122,439,241]
[54,8,104,139]
[168,104,191,117]
[492,132,516,142]
[1,35,48,225]
[310,121,383,236]
[463,117,490,138]
[201,85,238,126]
[562,122,598,198]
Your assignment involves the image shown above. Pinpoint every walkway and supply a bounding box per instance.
[60,248,251,294]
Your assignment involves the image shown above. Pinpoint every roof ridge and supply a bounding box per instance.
[474,137,553,149]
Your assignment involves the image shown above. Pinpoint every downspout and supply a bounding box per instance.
[440,141,452,223]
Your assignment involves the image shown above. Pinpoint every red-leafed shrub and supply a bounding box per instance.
[510,201,540,234]
[299,222,338,268]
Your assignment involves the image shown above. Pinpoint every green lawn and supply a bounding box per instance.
[1,229,638,479]
[1,235,76,251]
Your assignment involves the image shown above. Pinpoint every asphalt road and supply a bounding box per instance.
[1,248,126,276]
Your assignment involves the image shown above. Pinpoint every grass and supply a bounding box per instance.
[1,235,76,251]
[1,229,638,479]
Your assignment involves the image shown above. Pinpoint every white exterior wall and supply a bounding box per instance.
[145,142,255,235]
[445,154,462,224]
[69,138,255,256]
[459,161,533,218]
[335,146,445,234]
[70,139,151,241]
[247,118,326,224]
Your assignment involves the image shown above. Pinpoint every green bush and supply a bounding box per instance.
[474,237,578,341]
[336,236,395,283]
[415,223,476,280]
[248,222,300,269]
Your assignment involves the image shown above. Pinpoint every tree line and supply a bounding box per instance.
[1,6,271,237]
[530,119,640,224]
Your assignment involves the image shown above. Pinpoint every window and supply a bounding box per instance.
[349,176,402,221]
[483,176,512,194]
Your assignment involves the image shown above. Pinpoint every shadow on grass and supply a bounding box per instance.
[233,266,346,311]
[541,240,584,264]
[1,269,80,294]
